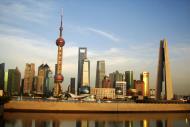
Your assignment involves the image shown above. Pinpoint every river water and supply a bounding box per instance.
[1,112,190,127]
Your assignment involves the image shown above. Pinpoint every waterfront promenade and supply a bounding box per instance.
[4,100,190,112]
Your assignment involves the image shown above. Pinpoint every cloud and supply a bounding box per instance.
[0,0,53,24]
[87,27,120,42]
[66,25,121,44]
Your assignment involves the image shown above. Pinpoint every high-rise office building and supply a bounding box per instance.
[0,63,5,90]
[109,70,124,88]
[36,64,50,95]
[156,39,173,100]
[114,71,124,81]
[77,47,87,94]
[45,70,54,96]
[109,73,115,88]
[53,12,65,97]
[125,71,134,90]
[7,67,21,96]
[36,64,45,94]
[78,58,90,95]
[95,60,105,88]
[32,76,38,93]
[70,78,75,94]
[81,59,90,86]
[24,63,35,95]
[4,71,8,92]
[140,72,150,96]
[20,78,24,96]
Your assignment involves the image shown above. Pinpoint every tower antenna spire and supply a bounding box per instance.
[59,8,63,37]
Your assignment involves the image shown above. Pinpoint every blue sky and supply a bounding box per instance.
[0,0,190,94]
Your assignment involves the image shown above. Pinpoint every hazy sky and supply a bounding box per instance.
[0,0,190,94]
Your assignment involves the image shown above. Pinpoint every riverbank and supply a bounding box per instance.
[4,100,190,113]
[4,112,190,121]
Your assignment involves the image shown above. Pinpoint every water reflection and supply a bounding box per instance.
[2,112,190,127]
[140,120,149,127]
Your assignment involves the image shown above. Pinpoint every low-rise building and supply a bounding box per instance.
[102,76,111,88]
[115,81,126,98]
[90,88,115,99]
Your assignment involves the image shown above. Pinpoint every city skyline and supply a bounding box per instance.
[0,0,190,94]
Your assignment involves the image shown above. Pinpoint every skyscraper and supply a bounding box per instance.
[81,58,90,86]
[45,70,54,96]
[20,78,24,96]
[77,47,87,94]
[36,64,50,95]
[125,71,134,90]
[95,60,105,88]
[4,71,8,92]
[24,63,35,95]
[7,67,21,96]
[36,64,45,95]
[0,63,5,91]
[140,72,150,96]
[109,70,124,88]
[33,76,38,94]
[156,39,173,100]
[53,12,65,97]
[70,78,75,94]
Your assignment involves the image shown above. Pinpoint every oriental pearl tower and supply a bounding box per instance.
[53,12,65,97]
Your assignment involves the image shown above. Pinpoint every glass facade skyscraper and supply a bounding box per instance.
[0,63,5,91]
[4,71,8,92]
[109,70,124,88]
[77,47,87,94]
[95,60,105,88]
[125,71,134,90]
[140,72,150,96]
[81,58,90,86]
[7,67,21,96]
[46,70,54,96]
[156,39,173,100]
[70,77,75,94]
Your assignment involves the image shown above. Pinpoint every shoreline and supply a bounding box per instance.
[4,100,190,113]
[4,112,190,121]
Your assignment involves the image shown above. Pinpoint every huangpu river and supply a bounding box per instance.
[1,112,190,127]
